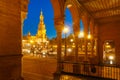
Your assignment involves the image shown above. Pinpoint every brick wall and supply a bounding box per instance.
[97,21,120,64]
[0,0,22,79]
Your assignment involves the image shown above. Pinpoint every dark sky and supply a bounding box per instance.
[23,0,83,39]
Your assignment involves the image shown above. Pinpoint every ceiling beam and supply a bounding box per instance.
[78,0,97,3]
[91,6,120,13]
[77,0,94,17]
[95,14,120,19]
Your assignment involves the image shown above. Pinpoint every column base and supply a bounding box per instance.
[53,71,61,80]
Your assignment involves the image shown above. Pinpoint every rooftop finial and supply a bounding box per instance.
[40,8,44,21]
[27,31,31,36]
[41,8,43,15]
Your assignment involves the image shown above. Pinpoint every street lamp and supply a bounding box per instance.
[70,39,74,42]
[79,31,84,38]
[78,31,84,51]
[87,34,91,39]
[63,27,69,60]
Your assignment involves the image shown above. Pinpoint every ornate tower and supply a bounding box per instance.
[27,31,31,39]
[37,10,47,42]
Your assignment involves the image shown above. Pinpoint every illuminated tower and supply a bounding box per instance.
[37,10,47,42]
[27,31,31,39]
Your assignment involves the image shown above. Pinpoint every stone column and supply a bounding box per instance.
[73,22,80,62]
[54,17,64,73]
[0,0,23,80]
[116,41,120,65]
[94,24,99,63]
[82,14,89,61]
[73,22,80,74]
[53,17,64,80]
[89,19,94,56]
[21,11,27,27]
[21,0,29,78]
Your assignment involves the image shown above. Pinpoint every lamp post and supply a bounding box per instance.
[79,31,84,51]
[63,27,69,60]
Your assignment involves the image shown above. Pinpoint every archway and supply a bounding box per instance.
[22,0,57,79]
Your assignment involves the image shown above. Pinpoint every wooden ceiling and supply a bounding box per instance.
[77,0,120,19]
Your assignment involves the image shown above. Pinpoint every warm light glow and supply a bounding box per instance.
[34,51,36,53]
[106,42,109,45]
[106,45,111,48]
[42,52,46,58]
[67,4,72,8]
[22,40,26,42]
[27,50,30,53]
[26,43,31,47]
[22,49,30,54]
[109,56,114,60]
[33,45,36,48]
[72,45,75,48]
[79,32,84,38]
[87,34,91,39]
[88,42,91,45]
[70,39,73,42]
[64,75,69,79]
[63,27,69,33]
[43,52,46,55]
[110,60,113,64]
[67,48,72,52]
[30,40,34,43]
[53,45,57,48]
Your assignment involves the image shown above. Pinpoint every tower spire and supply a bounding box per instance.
[37,10,46,40]
[28,31,31,36]
[41,9,43,15]
[40,9,44,21]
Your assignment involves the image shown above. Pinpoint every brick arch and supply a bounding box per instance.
[50,0,65,18]
[64,0,80,24]
[79,19,84,31]
[51,0,80,31]
[64,0,81,35]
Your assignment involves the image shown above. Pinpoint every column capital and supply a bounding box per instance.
[21,11,27,24]
[94,24,98,38]
[90,18,94,24]
[54,16,65,32]
[82,14,89,38]
[89,18,94,39]
[82,12,90,19]
[21,0,29,12]
[82,13,90,25]
[54,16,64,72]
[54,16,64,25]
[21,0,29,26]
[73,22,80,37]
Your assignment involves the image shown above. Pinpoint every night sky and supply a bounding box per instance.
[23,0,83,39]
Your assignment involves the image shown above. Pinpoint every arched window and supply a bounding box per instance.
[103,40,116,65]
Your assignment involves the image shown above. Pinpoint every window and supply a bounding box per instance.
[103,40,115,65]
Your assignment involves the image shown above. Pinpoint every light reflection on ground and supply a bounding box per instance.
[60,75,82,80]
